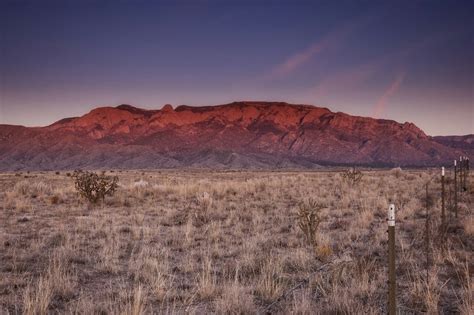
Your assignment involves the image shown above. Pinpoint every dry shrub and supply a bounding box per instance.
[132,179,149,189]
[14,180,52,197]
[214,281,255,314]
[297,199,324,251]
[23,276,52,315]
[124,285,146,315]
[390,167,403,178]
[23,251,75,314]
[197,257,217,299]
[194,192,213,224]
[409,266,441,313]
[72,170,119,204]
[14,181,30,195]
[3,191,17,210]
[197,191,213,211]
[315,244,333,261]
[255,259,284,302]
[312,258,378,314]
[49,195,61,205]
[256,180,266,192]
[130,179,153,199]
[289,288,313,314]
[128,247,170,302]
[184,216,194,245]
[282,248,313,274]
[463,217,474,236]
[98,229,121,273]
[341,167,363,186]
[131,179,151,195]
[459,261,473,315]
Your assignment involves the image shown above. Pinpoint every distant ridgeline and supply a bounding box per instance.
[0,102,472,170]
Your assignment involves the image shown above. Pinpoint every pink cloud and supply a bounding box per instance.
[264,19,365,81]
[308,35,438,101]
[269,27,350,78]
[373,71,406,118]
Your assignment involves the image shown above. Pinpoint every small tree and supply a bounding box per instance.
[72,170,119,204]
[297,199,324,251]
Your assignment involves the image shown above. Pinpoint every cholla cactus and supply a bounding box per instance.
[72,170,119,204]
[341,167,363,186]
[297,199,323,250]
[194,192,213,225]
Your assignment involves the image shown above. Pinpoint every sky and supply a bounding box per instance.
[0,0,473,136]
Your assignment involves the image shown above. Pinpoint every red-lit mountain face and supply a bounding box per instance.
[0,102,471,170]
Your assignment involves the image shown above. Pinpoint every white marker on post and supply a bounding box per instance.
[454,160,457,166]
[388,204,395,226]
[442,167,445,177]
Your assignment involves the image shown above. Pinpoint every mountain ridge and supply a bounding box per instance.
[0,101,471,170]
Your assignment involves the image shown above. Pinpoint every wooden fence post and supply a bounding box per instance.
[388,204,396,315]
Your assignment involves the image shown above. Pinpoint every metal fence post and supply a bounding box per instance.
[448,183,452,217]
[467,157,470,191]
[441,167,445,231]
[454,160,458,218]
[388,204,396,315]
[463,156,468,191]
[425,183,431,279]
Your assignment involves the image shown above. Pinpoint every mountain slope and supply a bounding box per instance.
[0,102,470,170]
[432,135,474,158]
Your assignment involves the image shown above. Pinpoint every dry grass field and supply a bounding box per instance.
[0,169,472,314]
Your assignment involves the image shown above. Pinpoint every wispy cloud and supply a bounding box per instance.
[372,71,406,118]
[263,17,371,81]
[308,33,443,102]
[268,28,349,79]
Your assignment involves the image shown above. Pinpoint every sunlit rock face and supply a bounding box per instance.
[0,102,471,170]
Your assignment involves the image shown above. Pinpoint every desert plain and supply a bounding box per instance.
[0,169,472,314]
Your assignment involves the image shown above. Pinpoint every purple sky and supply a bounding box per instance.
[1,0,473,136]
